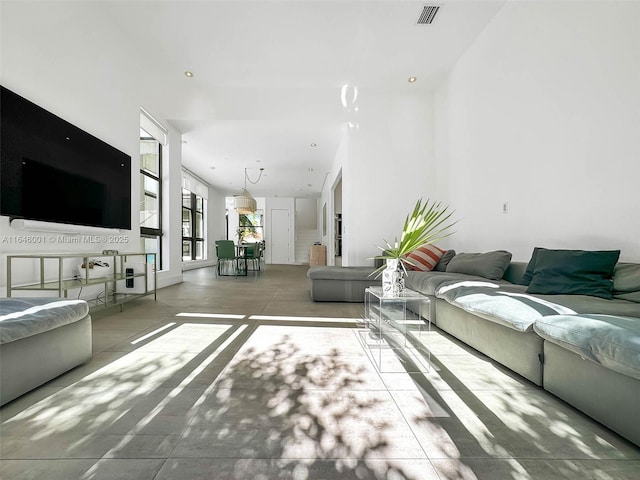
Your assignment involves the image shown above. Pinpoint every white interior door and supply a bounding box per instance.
[270,208,290,264]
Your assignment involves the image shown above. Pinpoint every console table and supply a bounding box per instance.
[360,286,431,372]
[6,252,156,311]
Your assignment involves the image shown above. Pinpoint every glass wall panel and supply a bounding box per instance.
[238,211,263,242]
[140,130,163,269]
[182,241,192,261]
[182,187,207,262]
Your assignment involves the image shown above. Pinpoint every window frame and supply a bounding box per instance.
[238,211,264,243]
[182,189,206,261]
[140,135,163,270]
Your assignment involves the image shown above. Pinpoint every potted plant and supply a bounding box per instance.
[372,198,456,296]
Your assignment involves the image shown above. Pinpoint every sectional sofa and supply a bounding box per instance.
[404,248,640,447]
[0,297,92,406]
[308,248,640,447]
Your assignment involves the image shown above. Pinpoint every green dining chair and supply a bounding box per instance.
[215,240,245,276]
[243,243,261,272]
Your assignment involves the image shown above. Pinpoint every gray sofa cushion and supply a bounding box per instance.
[534,314,640,381]
[307,266,376,281]
[433,249,456,272]
[613,263,640,303]
[445,250,512,280]
[406,271,513,297]
[615,291,640,303]
[0,298,90,344]
[503,261,528,285]
[435,281,575,332]
[528,293,640,318]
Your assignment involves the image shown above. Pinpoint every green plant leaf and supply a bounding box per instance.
[370,198,457,266]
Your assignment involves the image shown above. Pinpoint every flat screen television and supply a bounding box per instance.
[1,85,131,230]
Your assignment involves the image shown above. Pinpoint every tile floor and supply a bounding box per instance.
[1,264,639,479]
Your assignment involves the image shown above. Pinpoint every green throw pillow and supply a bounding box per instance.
[526,249,620,299]
[522,247,543,285]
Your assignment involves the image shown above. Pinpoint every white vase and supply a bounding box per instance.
[382,258,405,297]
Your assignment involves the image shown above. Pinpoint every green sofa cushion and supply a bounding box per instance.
[522,247,542,285]
[526,249,620,299]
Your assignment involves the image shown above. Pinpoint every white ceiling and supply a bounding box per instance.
[102,0,506,198]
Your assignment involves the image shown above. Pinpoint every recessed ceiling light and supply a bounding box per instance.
[210,166,215,170]
[256,159,261,163]
[184,71,194,78]
[310,143,317,147]
[308,168,314,172]
[307,183,312,187]
[408,76,417,83]
[181,139,187,144]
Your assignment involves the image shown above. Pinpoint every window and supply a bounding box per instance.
[238,211,263,243]
[182,189,205,261]
[140,131,163,269]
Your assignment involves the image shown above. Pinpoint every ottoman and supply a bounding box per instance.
[0,297,92,406]
[307,266,380,302]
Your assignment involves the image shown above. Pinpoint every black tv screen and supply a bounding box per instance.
[1,86,131,230]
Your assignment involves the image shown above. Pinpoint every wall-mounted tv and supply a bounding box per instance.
[1,85,131,230]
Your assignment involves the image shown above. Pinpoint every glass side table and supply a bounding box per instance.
[360,286,431,373]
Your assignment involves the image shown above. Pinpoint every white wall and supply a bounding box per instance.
[294,197,319,264]
[0,1,184,293]
[205,188,228,261]
[161,129,185,287]
[434,1,640,262]
[342,88,436,266]
[320,132,347,265]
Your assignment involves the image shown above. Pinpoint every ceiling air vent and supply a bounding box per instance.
[417,5,440,25]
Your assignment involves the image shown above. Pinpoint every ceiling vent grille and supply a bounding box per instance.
[417,5,440,25]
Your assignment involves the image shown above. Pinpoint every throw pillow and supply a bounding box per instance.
[434,249,456,272]
[526,249,620,299]
[445,250,513,280]
[613,263,640,293]
[612,263,640,304]
[404,244,445,271]
[522,247,544,285]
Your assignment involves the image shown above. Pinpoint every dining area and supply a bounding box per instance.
[215,239,264,277]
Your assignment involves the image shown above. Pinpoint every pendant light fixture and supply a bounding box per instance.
[234,167,264,214]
